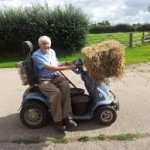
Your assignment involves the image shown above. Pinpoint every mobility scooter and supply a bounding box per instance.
[18,41,119,129]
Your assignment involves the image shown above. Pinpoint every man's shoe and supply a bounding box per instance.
[64,118,78,127]
[55,122,66,131]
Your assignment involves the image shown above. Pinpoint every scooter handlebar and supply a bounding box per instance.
[71,58,83,74]
[74,58,83,66]
[71,68,80,74]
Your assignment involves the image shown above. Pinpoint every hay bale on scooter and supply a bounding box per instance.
[81,40,125,83]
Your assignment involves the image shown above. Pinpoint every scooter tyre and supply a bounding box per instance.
[95,106,117,126]
[20,101,48,129]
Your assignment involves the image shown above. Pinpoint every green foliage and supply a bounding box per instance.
[136,23,150,31]
[49,5,89,53]
[89,23,150,34]
[112,24,134,32]
[0,4,89,54]
[89,24,112,33]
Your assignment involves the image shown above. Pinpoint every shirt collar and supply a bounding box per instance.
[39,49,50,54]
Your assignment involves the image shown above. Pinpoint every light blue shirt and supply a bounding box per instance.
[32,48,59,78]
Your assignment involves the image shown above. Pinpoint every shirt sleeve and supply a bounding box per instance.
[32,53,47,70]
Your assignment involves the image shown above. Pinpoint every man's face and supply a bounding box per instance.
[39,41,51,52]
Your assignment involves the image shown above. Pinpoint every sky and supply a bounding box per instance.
[0,0,150,25]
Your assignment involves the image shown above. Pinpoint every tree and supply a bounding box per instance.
[97,20,111,26]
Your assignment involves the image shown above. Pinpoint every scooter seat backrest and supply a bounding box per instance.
[17,40,39,86]
[23,57,39,86]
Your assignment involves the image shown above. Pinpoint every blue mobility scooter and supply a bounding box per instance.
[19,41,119,129]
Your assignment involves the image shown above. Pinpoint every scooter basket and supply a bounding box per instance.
[71,94,90,116]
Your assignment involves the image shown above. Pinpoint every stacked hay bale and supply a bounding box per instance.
[81,40,125,83]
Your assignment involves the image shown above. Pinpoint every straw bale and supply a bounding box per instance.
[81,40,125,83]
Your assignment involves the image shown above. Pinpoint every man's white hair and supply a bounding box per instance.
[38,35,51,45]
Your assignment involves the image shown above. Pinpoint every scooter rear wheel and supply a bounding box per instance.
[95,106,117,126]
[20,101,48,129]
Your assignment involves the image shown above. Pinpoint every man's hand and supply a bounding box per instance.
[59,60,75,66]
[69,64,77,69]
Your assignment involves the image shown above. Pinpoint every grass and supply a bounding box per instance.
[12,138,42,145]
[0,33,150,68]
[125,44,150,64]
[78,136,90,142]
[78,133,141,143]
[1,133,149,145]
[51,138,69,144]
[85,32,130,46]
[108,133,139,141]
[0,55,24,68]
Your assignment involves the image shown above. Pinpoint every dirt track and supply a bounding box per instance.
[0,62,150,149]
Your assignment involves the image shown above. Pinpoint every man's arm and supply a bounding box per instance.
[44,64,76,71]
[59,60,75,66]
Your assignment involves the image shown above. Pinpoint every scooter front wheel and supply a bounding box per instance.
[20,101,48,129]
[95,106,117,126]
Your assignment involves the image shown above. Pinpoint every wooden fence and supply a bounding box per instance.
[99,32,150,48]
[129,32,150,48]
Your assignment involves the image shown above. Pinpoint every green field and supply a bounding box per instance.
[85,33,130,46]
[0,33,150,68]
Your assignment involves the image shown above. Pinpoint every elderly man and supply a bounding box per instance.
[32,35,77,131]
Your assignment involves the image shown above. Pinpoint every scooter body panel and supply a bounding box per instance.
[22,90,50,109]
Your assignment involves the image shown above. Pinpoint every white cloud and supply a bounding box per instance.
[0,0,21,7]
[88,1,127,23]
[0,0,150,24]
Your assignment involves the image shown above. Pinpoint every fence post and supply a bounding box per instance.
[129,32,133,48]
[141,32,145,44]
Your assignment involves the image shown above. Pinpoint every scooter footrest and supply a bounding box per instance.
[70,88,85,96]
